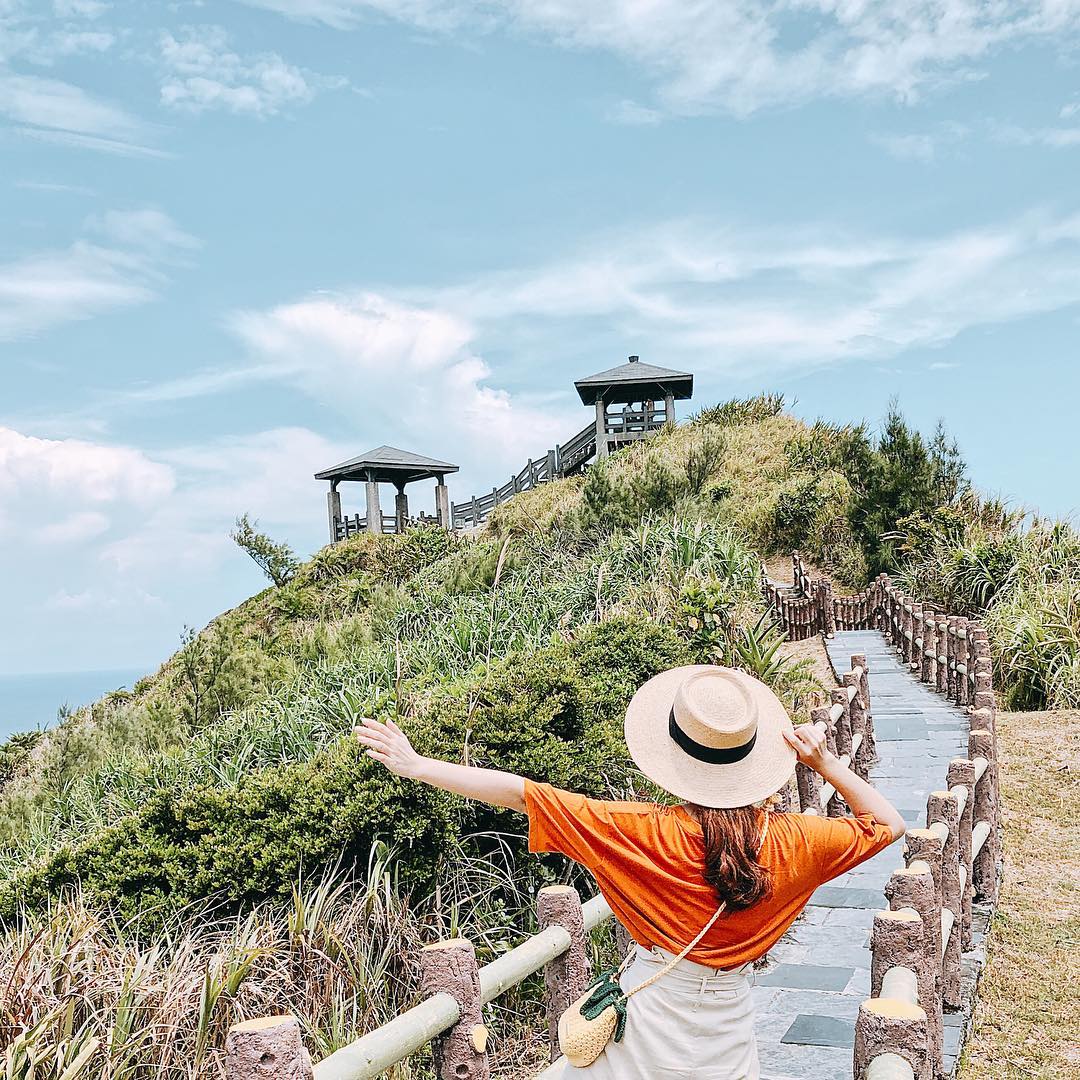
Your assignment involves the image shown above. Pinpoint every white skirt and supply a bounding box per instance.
[561,945,758,1080]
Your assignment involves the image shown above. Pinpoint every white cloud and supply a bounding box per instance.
[0,71,162,155]
[0,71,136,135]
[99,426,346,574]
[0,427,175,553]
[606,99,663,126]
[871,132,938,162]
[409,210,1080,375]
[230,293,569,468]
[38,510,109,543]
[159,25,341,116]
[52,0,109,17]
[0,208,198,340]
[993,121,1080,148]
[240,0,1080,115]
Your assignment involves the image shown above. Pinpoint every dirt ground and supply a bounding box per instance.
[779,636,840,695]
[959,709,1080,1079]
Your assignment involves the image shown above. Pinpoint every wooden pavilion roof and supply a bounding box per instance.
[315,445,459,485]
[574,356,694,405]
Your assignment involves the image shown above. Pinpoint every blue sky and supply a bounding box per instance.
[2,0,1079,675]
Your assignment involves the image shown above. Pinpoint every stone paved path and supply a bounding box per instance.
[753,629,972,1080]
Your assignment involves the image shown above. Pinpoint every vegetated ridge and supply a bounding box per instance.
[0,393,1075,1077]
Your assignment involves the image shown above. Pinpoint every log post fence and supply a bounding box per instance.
[854,577,1001,1080]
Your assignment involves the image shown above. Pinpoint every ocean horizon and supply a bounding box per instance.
[0,668,148,741]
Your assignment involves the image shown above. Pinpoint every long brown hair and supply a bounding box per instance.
[687,804,772,910]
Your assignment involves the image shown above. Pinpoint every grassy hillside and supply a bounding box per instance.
[0,392,1076,1077]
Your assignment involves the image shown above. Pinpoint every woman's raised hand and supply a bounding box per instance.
[354,718,425,778]
[782,721,833,774]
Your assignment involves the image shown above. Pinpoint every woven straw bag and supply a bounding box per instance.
[557,902,727,1068]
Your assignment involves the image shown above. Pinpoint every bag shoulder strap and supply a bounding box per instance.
[623,809,771,999]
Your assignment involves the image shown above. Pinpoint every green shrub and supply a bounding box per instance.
[0,618,689,925]
[297,527,458,587]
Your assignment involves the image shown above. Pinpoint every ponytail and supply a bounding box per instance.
[688,804,772,910]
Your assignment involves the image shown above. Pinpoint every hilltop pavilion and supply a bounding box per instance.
[574,355,694,460]
[315,446,458,542]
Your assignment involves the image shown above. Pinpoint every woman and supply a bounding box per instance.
[356,663,905,1079]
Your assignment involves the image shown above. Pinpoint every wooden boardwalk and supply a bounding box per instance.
[752,629,974,1080]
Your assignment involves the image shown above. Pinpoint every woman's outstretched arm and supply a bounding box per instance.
[354,717,527,812]
[784,722,907,841]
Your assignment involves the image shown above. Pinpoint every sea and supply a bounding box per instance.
[0,668,148,741]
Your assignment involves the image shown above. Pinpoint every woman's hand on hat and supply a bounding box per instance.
[354,717,425,779]
[782,721,833,773]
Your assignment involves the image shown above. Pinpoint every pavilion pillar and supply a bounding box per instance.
[435,477,451,529]
[394,484,409,535]
[594,399,608,460]
[664,392,675,426]
[326,482,341,543]
[365,478,382,534]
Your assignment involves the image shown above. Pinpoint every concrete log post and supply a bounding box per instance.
[823,580,837,637]
[970,626,995,716]
[831,687,853,762]
[796,758,824,815]
[946,759,976,950]
[868,907,937,1067]
[921,608,937,686]
[775,773,799,812]
[933,622,941,695]
[904,602,915,667]
[853,653,878,766]
[845,670,869,780]
[969,727,1000,904]
[812,703,837,761]
[420,939,490,1080]
[886,863,942,1068]
[910,603,922,672]
[537,885,590,1062]
[954,619,969,707]
[945,618,957,701]
[927,791,962,1010]
[853,1000,931,1080]
[902,832,946,1059]
[225,1016,313,1080]
[870,908,927,1003]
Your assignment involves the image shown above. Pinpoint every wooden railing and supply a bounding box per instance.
[334,512,440,540]
[450,418,612,530]
[223,890,615,1079]
[762,552,887,639]
[853,578,1000,1080]
[451,421,600,530]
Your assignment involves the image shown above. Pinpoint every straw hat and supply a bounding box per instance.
[624,665,797,809]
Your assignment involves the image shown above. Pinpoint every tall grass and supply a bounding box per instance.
[897,513,1080,710]
[0,838,574,1079]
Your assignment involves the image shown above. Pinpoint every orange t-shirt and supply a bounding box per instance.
[524,781,894,969]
